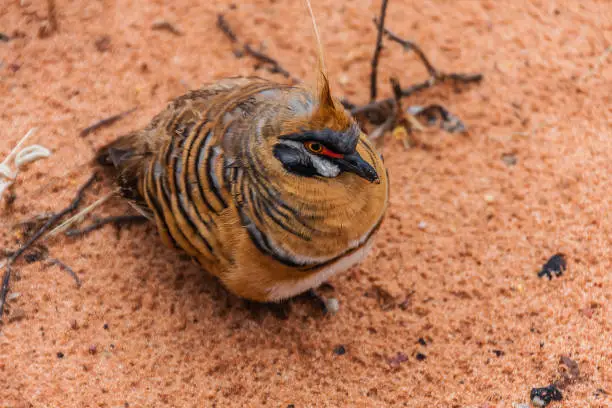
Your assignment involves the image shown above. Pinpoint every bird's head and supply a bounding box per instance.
[271,0,381,186]
[272,80,380,185]
[273,124,380,184]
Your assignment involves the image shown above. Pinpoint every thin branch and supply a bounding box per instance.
[151,20,183,36]
[370,0,390,102]
[46,258,81,287]
[66,215,148,237]
[352,17,483,138]
[216,14,238,43]
[80,108,137,138]
[217,14,297,82]
[375,18,483,85]
[0,174,97,321]
[244,44,293,79]
[0,265,11,321]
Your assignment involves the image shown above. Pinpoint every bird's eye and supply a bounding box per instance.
[305,141,323,153]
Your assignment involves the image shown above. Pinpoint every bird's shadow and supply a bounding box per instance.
[85,219,334,325]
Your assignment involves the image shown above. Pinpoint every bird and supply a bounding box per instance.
[95,1,389,303]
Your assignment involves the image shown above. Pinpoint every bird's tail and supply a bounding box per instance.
[95,132,147,203]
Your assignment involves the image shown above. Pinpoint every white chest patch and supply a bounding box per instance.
[265,238,375,301]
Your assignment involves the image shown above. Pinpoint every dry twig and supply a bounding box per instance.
[46,258,81,287]
[151,20,183,36]
[66,215,148,237]
[217,14,298,82]
[38,0,58,38]
[377,19,483,85]
[0,174,97,321]
[370,0,390,101]
[80,108,137,138]
[348,7,483,137]
[215,3,481,136]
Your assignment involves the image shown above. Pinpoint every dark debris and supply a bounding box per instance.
[408,104,467,133]
[364,285,405,311]
[388,352,409,368]
[333,345,346,356]
[530,385,563,407]
[151,20,183,36]
[538,253,567,280]
[24,244,49,264]
[559,355,580,379]
[501,152,518,166]
[95,35,111,52]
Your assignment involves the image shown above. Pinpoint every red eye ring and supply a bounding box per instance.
[304,141,344,159]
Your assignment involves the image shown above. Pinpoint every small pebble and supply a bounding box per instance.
[502,153,518,166]
[484,194,495,203]
[512,403,530,408]
[338,73,350,86]
[417,221,427,230]
[417,337,427,346]
[415,352,427,361]
[7,292,21,301]
[324,297,340,315]
[56,352,64,359]
[103,323,109,330]
[88,345,97,355]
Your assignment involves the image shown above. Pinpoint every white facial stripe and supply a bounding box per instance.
[310,154,340,177]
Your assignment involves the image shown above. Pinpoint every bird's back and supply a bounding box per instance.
[99,77,291,261]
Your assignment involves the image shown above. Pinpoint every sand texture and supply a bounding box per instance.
[0,0,610,407]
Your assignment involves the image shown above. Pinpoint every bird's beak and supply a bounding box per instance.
[337,152,380,184]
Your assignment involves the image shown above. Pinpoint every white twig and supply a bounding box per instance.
[0,128,52,201]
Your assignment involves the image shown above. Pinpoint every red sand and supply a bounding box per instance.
[0,0,610,407]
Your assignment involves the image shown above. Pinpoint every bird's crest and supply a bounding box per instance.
[304,0,350,130]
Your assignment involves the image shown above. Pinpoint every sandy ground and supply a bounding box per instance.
[1,0,610,407]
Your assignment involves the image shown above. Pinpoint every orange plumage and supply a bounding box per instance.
[96,1,389,302]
